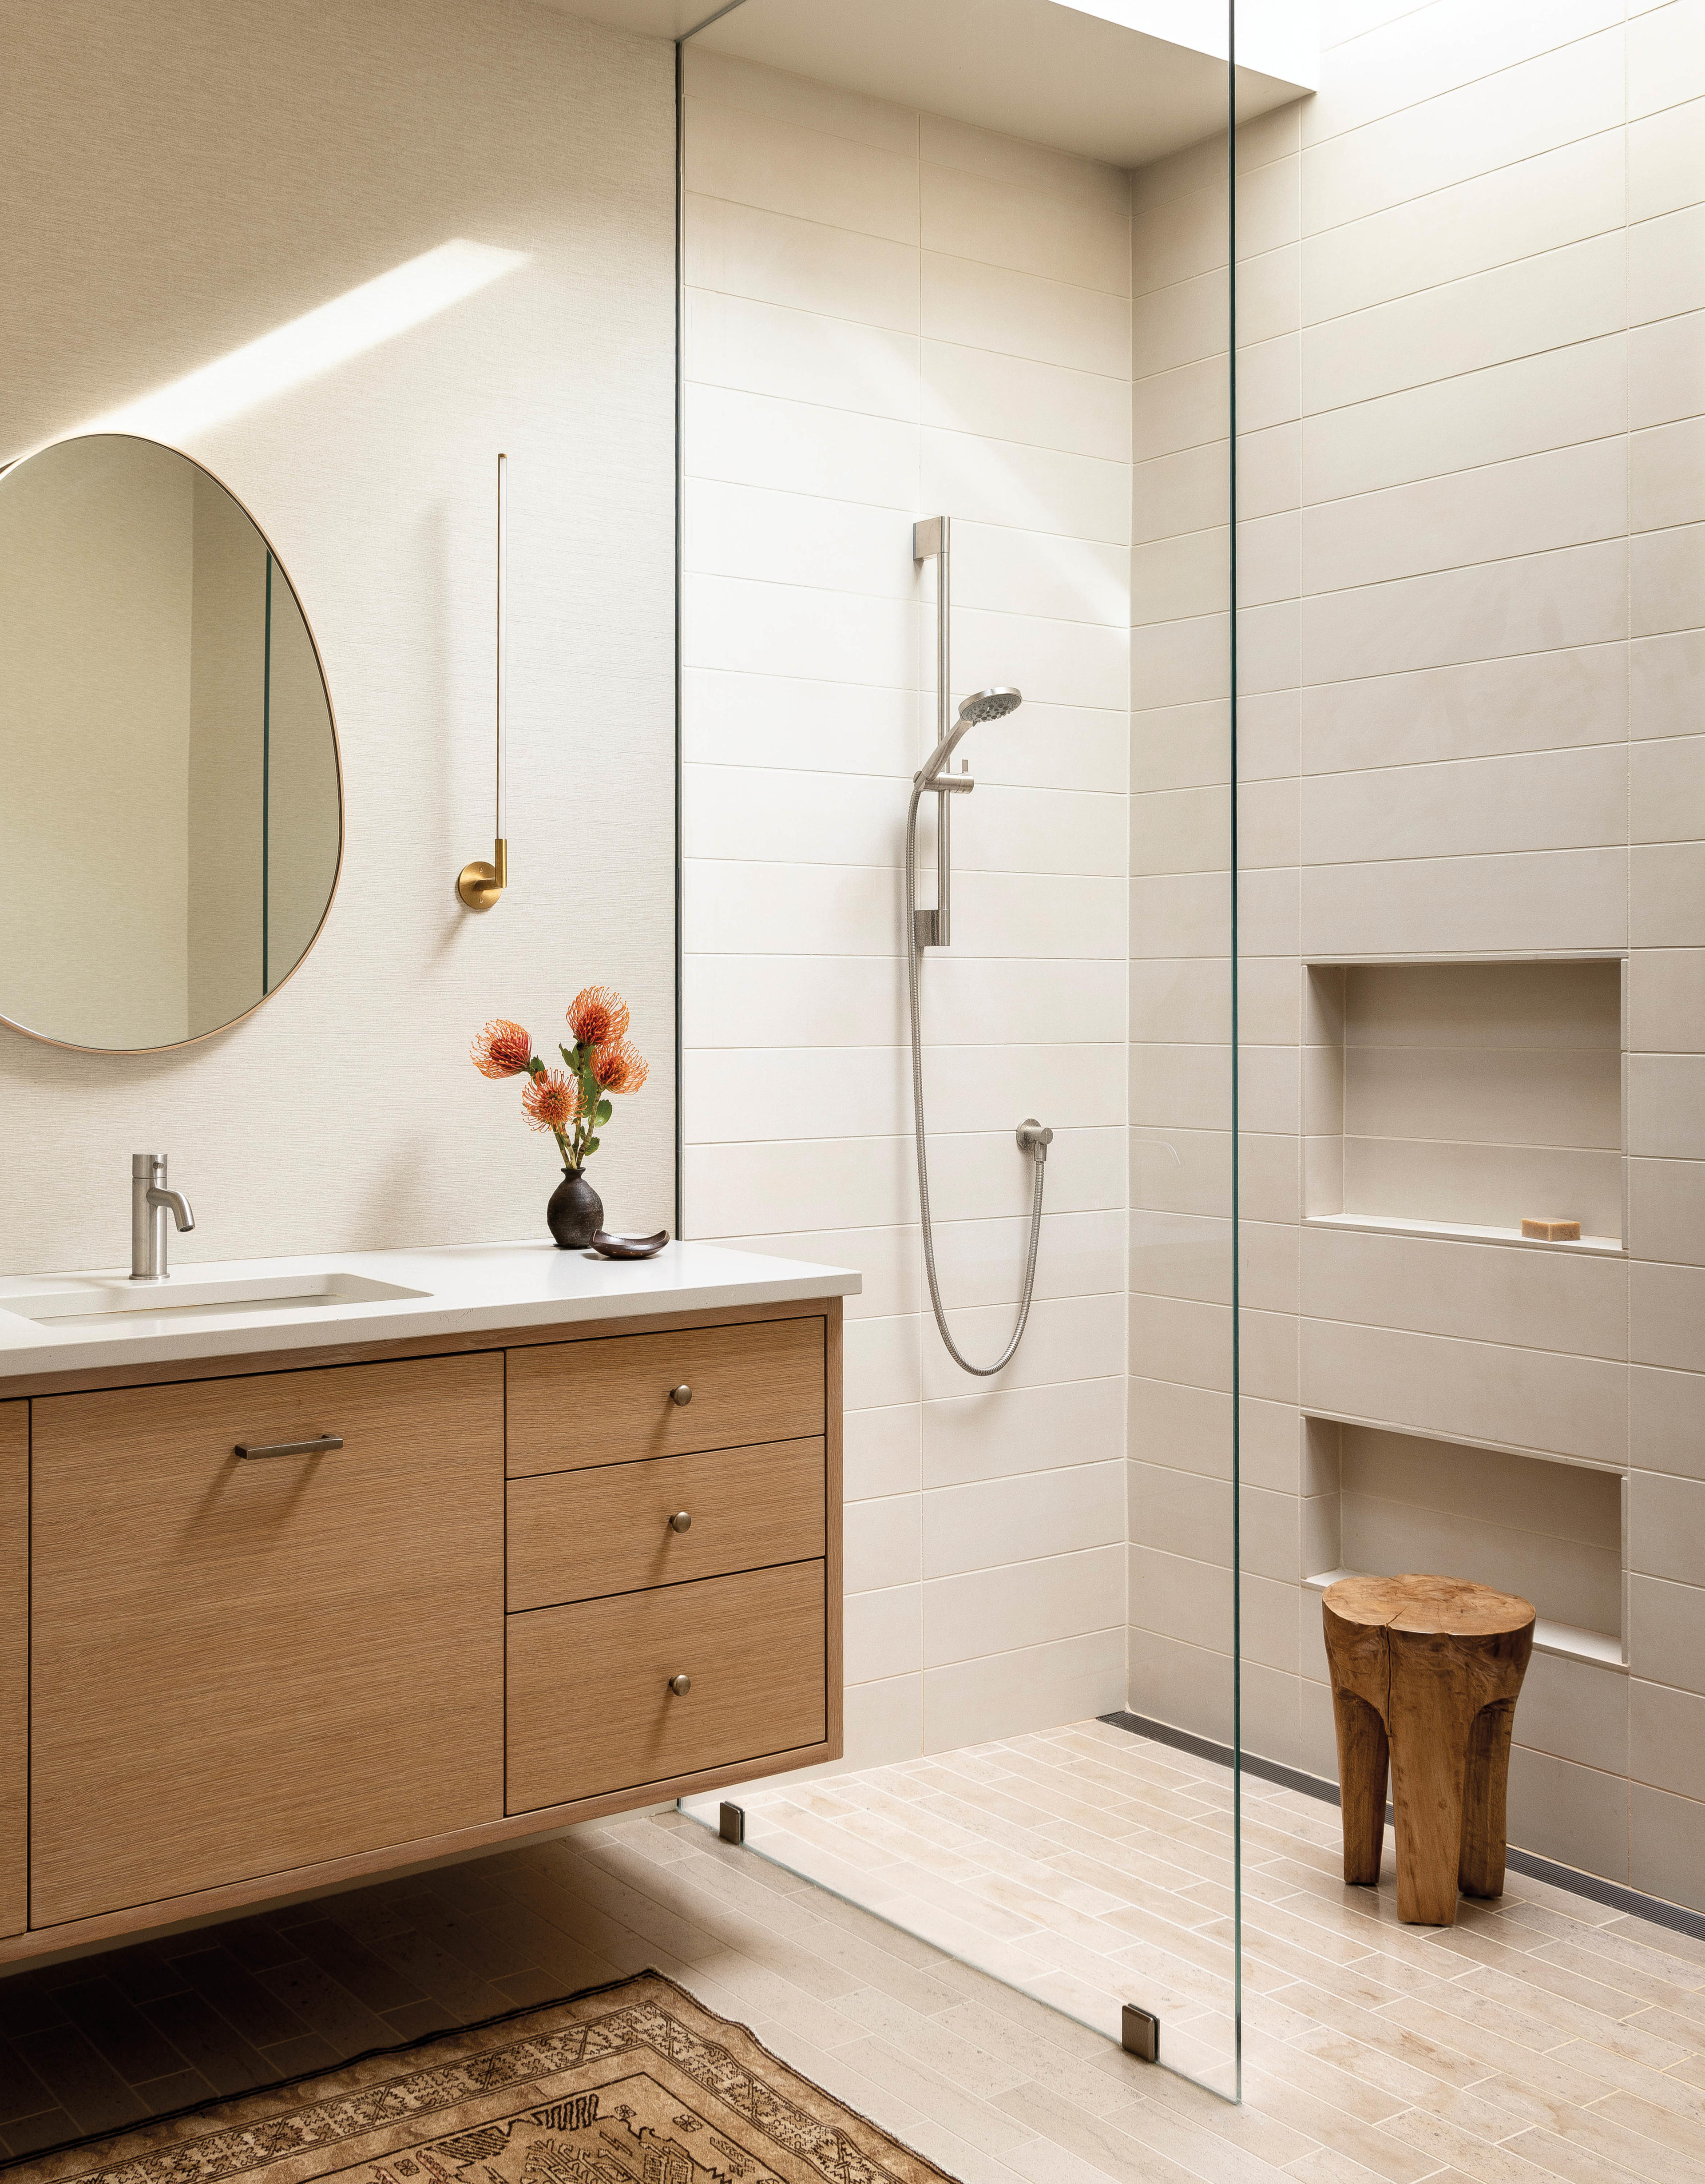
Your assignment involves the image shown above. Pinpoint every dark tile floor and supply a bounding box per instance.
[0,1858,607,2162]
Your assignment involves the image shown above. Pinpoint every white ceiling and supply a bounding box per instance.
[561,0,1315,169]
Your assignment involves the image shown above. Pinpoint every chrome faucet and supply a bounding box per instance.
[131,1153,194,1281]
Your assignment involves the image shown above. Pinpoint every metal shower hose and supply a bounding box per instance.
[905,775,1048,1376]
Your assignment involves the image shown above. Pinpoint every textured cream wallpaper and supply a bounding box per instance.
[0,0,678,1273]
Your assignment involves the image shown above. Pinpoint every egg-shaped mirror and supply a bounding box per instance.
[0,432,341,1052]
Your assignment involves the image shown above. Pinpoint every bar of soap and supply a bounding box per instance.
[1521,1217,1581,1241]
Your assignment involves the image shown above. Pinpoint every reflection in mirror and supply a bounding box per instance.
[0,433,341,1052]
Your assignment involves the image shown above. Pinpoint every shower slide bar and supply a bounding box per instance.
[908,515,1051,1377]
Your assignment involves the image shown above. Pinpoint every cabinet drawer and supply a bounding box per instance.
[506,1561,825,1811]
[507,1437,824,1611]
[506,1317,823,1477]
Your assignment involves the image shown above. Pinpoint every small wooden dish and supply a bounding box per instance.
[589,1229,670,1260]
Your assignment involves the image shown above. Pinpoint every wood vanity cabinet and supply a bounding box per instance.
[1,1296,841,1964]
[0,1402,24,1939]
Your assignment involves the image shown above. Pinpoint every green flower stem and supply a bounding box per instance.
[523,1052,579,1170]
[559,1040,606,1171]
[512,1033,636,1174]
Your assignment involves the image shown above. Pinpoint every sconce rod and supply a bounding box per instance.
[457,451,509,909]
[495,449,507,846]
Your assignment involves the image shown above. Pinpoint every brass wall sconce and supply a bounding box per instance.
[458,451,508,910]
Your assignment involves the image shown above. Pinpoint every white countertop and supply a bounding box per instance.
[0,1239,860,1380]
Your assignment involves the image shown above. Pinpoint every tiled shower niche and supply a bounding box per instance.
[1304,958,1625,1251]
[1304,1418,1625,1668]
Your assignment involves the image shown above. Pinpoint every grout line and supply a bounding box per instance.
[1133,636,1638,703]
[1198,529,1637,610]
[1142,295,1701,433]
[686,945,1127,961]
[1145,739,1634,786]
[1338,1481,1623,1560]
[684,770,1130,798]
[682,658,1130,707]
[1250,431,1633,520]
[685,568,1135,635]
[1291,17,1632,162]
[1100,1712,1705,1944]
[682,1037,1125,1054]
[1286,219,1630,338]
[1135,1304,1634,1368]
[684,197,1134,309]
[1222,842,1633,870]
[684,778,1128,803]
[685,385,1133,477]
[683,474,1135,552]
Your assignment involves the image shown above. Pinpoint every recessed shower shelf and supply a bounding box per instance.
[1305,960,1627,1258]
[1308,1211,1625,1258]
[1303,1569,1626,1672]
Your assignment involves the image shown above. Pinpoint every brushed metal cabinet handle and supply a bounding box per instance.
[670,1384,693,1406]
[234,1434,345,1460]
[669,1509,693,1533]
[668,1673,692,1696]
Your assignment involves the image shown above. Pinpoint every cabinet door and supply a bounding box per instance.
[32,1353,503,1928]
[0,1401,23,1937]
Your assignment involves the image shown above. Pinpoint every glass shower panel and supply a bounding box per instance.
[674,0,1265,2103]
[1121,32,1241,2101]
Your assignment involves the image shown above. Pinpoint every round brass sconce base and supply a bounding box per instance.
[457,836,508,912]
[456,858,504,911]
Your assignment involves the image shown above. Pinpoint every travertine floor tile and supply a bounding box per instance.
[666,1721,1704,2183]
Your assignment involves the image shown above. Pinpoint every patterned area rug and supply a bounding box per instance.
[2,1974,958,2184]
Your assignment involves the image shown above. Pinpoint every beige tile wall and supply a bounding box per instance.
[680,49,1134,1764]
[1129,0,1705,1914]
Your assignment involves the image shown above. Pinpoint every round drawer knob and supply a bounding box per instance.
[669,1509,693,1533]
[670,1384,693,1406]
[668,1673,692,1696]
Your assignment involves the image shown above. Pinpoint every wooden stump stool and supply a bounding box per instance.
[1323,1573,1535,1926]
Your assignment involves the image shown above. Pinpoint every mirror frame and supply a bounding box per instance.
[0,432,345,1057]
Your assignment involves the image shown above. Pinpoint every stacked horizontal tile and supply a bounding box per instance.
[680,49,1134,1761]
[1127,0,1705,1917]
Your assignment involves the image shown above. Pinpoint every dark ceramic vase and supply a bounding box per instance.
[547,1166,603,1250]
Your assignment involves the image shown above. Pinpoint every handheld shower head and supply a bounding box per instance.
[956,687,1023,726]
[920,686,1024,783]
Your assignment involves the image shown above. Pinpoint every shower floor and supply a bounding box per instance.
[710,1718,1252,2092]
[705,1716,1705,2121]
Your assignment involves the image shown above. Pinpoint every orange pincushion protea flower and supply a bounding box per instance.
[475,984,647,1199]
[471,1018,533,1079]
[521,1069,585,1132]
[567,985,630,1046]
[590,1038,649,1096]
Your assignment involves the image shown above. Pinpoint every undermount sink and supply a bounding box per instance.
[0,1271,429,1326]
